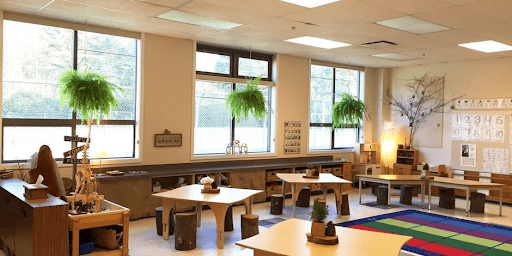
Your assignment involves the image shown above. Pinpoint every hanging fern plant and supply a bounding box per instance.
[332,93,370,129]
[226,76,267,122]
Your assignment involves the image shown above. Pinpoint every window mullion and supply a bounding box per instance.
[331,67,336,149]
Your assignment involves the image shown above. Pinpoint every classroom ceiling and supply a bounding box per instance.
[2,0,512,68]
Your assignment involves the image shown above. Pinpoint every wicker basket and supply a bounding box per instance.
[90,225,123,250]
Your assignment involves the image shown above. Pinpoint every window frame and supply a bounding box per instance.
[309,62,365,151]
[2,19,140,163]
[194,44,273,156]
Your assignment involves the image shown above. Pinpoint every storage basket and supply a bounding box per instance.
[90,225,123,250]
[79,240,95,255]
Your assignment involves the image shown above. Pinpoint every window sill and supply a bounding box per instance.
[191,152,277,161]
[307,149,354,155]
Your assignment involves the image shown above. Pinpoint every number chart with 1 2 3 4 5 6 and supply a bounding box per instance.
[451,114,505,142]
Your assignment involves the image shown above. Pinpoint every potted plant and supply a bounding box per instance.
[225,76,267,122]
[200,176,215,191]
[332,93,370,129]
[59,69,123,213]
[310,201,328,237]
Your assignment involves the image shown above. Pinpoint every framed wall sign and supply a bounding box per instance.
[155,134,182,147]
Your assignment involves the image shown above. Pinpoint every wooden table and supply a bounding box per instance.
[276,173,351,217]
[68,199,130,256]
[152,184,262,249]
[428,177,505,216]
[358,175,426,208]
[236,218,412,256]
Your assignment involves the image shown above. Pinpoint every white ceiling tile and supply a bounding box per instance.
[282,9,369,31]
[414,6,488,29]
[422,29,485,44]
[315,0,405,23]
[0,1,41,13]
[462,0,512,22]
[252,18,336,36]
[121,23,195,38]
[4,0,53,7]
[177,0,272,25]
[44,0,148,23]
[136,17,219,36]
[232,24,302,41]
[39,7,135,27]
[458,19,512,39]
[359,0,453,15]
[134,0,192,8]
[441,0,479,5]
[201,0,307,17]
[64,0,172,17]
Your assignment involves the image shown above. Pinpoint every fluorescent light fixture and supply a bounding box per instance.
[376,16,449,35]
[372,53,418,61]
[285,36,350,49]
[459,40,512,53]
[157,10,242,30]
[281,0,339,8]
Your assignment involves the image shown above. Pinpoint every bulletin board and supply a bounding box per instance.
[450,99,512,174]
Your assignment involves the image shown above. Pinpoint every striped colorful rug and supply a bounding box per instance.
[337,210,512,256]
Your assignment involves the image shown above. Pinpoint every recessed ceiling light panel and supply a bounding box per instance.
[458,40,512,53]
[376,16,449,35]
[157,10,242,30]
[285,36,350,49]
[281,0,339,8]
[371,53,418,61]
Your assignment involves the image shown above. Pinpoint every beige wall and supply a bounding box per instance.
[386,57,512,169]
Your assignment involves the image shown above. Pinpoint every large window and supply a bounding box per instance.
[194,45,273,155]
[2,20,139,162]
[309,63,364,150]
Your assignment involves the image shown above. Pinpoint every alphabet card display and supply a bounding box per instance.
[482,147,509,174]
[284,121,301,154]
[451,114,505,142]
[454,98,512,109]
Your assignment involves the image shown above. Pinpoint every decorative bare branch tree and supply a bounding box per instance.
[384,73,464,146]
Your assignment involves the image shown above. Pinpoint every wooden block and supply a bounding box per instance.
[306,233,338,245]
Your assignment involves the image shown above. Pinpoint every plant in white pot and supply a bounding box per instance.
[59,69,123,213]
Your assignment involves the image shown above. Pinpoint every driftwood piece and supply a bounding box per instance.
[175,212,197,251]
[241,214,259,239]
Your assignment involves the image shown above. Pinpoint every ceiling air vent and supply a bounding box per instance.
[361,40,397,49]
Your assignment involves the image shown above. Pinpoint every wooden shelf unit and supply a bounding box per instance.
[359,143,380,164]
[393,149,418,175]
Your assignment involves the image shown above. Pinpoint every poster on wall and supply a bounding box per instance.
[460,144,476,167]
[483,147,510,173]
[284,121,301,154]
[451,114,505,142]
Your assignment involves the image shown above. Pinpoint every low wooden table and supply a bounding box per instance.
[236,218,412,256]
[358,175,426,208]
[276,173,351,217]
[152,184,262,249]
[68,199,130,256]
[428,177,505,216]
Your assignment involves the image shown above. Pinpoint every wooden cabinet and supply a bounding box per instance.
[0,179,68,256]
[393,149,418,174]
[359,143,380,164]
[265,168,291,197]
[231,169,266,203]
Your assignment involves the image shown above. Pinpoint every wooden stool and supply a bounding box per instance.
[371,184,379,196]
[241,214,259,239]
[175,212,197,251]
[225,205,234,231]
[296,186,311,207]
[270,194,283,215]
[341,194,350,215]
[439,188,455,209]
[155,207,174,236]
[377,185,388,205]
[400,185,413,205]
[470,192,486,213]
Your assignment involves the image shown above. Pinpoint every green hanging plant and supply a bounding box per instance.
[225,76,267,122]
[59,69,123,123]
[332,93,370,129]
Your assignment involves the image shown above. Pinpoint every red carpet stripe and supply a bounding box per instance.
[419,242,476,256]
[349,224,390,233]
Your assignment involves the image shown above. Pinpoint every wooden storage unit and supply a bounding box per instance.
[0,179,68,256]
[231,169,266,203]
[393,149,418,174]
[265,168,291,197]
[68,199,130,256]
[490,173,512,204]
[359,143,380,164]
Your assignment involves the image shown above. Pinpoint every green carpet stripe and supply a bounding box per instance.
[494,243,512,252]
[451,234,502,247]
[436,238,490,253]
[480,248,512,256]
[377,218,419,229]
[412,226,457,237]
[364,222,444,242]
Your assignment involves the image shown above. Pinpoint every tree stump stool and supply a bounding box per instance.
[296,186,311,207]
[155,207,174,236]
[270,194,284,215]
[377,185,388,205]
[439,188,455,209]
[400,185,413,205]
[225,205,234,231]
[334,193,351,215]
[241,214,259,239]
[470,192,486,213]
[371,184,379,196]
[175,212,197,251]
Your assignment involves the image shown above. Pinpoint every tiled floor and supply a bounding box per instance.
[129,187,512,255]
